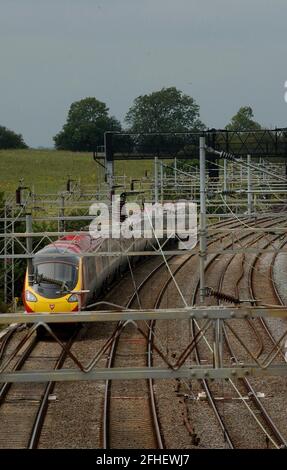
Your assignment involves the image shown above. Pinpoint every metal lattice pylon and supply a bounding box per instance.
[3,201,15,305]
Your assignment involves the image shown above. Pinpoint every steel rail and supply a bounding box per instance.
[191,279,235,449]
[0,335,39,403]
[103,258,169,449]
[148,218,269,447]
[217,235,287,448]
[102,216,262,449]
[249,238,287,361]
[28,327,80,449]
[0,325,19,361]
[269,239,287,307]
[0,327,80,448]
[186,218,287,448]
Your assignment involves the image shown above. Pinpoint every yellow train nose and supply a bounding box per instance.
[25,296,78,314]
[41,298,78,313]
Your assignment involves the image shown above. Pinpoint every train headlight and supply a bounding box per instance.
[67,294,78,303]
[25,290,37,302]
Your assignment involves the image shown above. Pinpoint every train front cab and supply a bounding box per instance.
[23,255,82,314]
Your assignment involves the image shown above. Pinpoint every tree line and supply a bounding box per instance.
[0,87,262,150]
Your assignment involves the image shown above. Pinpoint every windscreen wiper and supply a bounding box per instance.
[35,274,69,291]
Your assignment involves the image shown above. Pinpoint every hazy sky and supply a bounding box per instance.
[0,0,286,147]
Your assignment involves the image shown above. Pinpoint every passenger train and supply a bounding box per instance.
[23,198,193,314]
[23,232,150,314]
[23,193,149,314]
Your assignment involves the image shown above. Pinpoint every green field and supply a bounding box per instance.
[0,149,154,196]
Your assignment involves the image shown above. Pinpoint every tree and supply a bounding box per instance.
[226,106,261,131]
[0,126,28,149]
[54,97,121,151]
[125,87,205,133]
[124,87,205,155]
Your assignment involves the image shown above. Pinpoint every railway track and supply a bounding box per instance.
[151,216,287,448]
[103,259,170,449]
[103,216,284,448]
[0,327,79,448]
[250,237,287,349]
[0,325,21,362]
[217,235,287,448]
[101,215,272,448]
[190,220,287,448]
[1,215,286,448]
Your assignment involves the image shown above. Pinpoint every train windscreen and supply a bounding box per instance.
[32,262,78,299]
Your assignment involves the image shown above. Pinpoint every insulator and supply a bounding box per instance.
[207,287,241,304]
[221,151,235,162]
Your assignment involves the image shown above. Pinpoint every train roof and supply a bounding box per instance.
[35,233,101,258]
